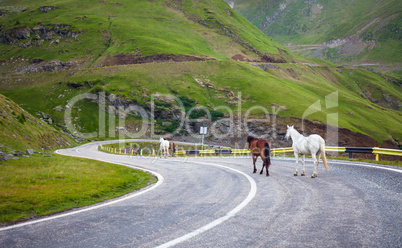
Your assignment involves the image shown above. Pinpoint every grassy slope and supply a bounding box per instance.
[0,93,76,152]
[0,0,289,62]
[3,59,400,143]
[0,0,400,144]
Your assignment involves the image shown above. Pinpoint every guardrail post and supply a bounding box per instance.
[349,152,353,159]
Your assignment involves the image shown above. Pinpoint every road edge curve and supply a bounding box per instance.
[0,149,164,232]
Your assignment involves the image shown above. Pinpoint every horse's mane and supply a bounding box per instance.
[247,135,257,143]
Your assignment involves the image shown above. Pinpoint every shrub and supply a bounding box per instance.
[211,110,224,121]
[189,109,206,119]
[17,113,26,124]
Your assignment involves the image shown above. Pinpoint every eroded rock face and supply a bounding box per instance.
[39,6,59,13]
[30,60,76,72]
[100,53,214,67]
[0,24,81,46]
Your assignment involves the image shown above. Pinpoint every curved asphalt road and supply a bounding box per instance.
[0,141,401,248]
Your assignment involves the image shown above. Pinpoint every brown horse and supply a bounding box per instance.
[247,135,271,176]
[168,141,176,157]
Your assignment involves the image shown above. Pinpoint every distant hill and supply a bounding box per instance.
[0,0,401,148]
[226,0,401,76]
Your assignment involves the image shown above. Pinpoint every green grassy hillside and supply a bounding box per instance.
[0,0,291,63]
[0,0,401,147]
[227,0,401,70]
[0,94,75,153]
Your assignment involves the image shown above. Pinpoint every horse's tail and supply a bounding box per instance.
[320,141,329,172]
[264,142,271,166]
[172,142,175,157]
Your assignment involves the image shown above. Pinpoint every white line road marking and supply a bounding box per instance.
[334,161,402,173]
[274,157,402,173]
[156,161,257,248]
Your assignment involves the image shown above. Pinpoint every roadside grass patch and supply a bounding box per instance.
[0,153,156,224]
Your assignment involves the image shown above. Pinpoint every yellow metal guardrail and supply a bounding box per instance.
[270,147,402,161]
[372,147,402,156]
[99,145,401,161]
[372,147,402,161]
[199,150,215,154]
[174,150,186,156]
[232,149,249,154]
[325,147,346,153]
[271,147,293,156]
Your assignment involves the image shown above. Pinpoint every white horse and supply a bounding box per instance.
[285,125,329,178]
[159,137,170,158]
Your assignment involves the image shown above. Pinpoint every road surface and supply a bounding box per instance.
[1,141,401,247]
